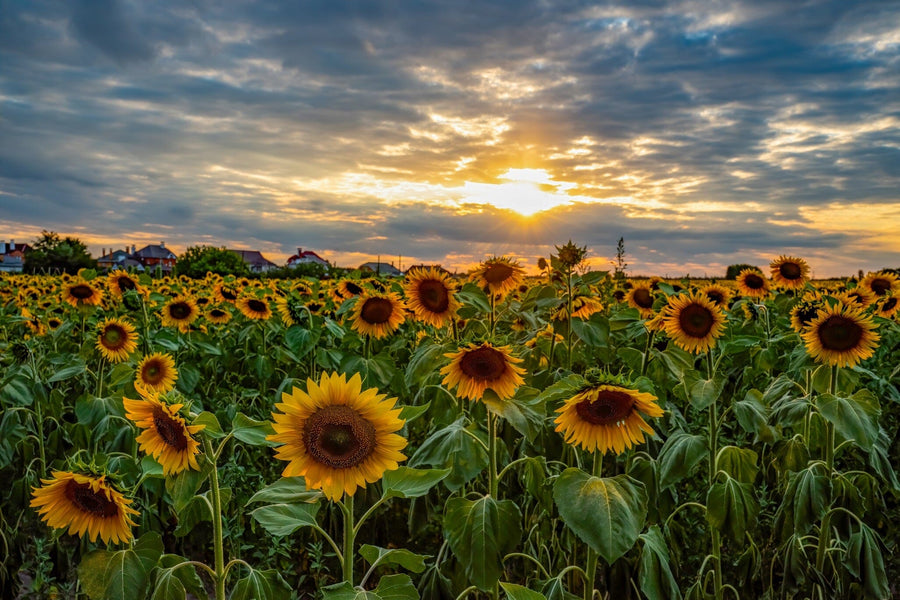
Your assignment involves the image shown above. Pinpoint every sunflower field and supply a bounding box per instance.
[2,249,899,600]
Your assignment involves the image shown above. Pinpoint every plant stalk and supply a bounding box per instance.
[585,453,602,600]
[342,495,356,585]
[202,439,227,600]
[488,413,499,498]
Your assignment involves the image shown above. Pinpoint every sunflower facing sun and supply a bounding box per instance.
[135,352,179,394]
[469,257,525,298]
[403,267,460,328]
[662,291,726,354]
[268,372,407,501]
[802,303,880,368]
[770,255,810,290]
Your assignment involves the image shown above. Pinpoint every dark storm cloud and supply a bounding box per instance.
[1,0,898,275]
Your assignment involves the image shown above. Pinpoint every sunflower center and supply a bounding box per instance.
[65,480,118,517]
[882,297,897,311]
[361,298,393,324]
[248,299,267,313]
[210,309,226,318]
[143,362,163,384]
[345,282,363,296]
[483,263,514,285]
[744,273,765,289]
[418,280,450,312]
[705,291,725,306]
[870,278,891,296]
[779,262,802,280]
[101,325,126,348]
[459,347,507,381]
[678,304,714,338]
[152,406,188,450]
[221,287,237,301]
[818,315,864,351]
[575,390,635,425]
[169,302,192,320]
[70,284,94,299]
[796,305,819,327]
[116,277,136,292]
[633,288,653,309]
[303,405,376,469]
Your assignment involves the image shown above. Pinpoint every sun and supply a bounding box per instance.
[461,168,577,216]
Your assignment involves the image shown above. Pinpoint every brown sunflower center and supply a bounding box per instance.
[705,291,725,306]
[248,299,267,313]
[116,276,136,292]
[870,278,891,296]
[678,303,715,338]
[459,346,507,381]
[152,406,188,450]
[417,279,450,312]
[483,263,514,285]
[632,288,653,309]
[221,287,238,301]
[210,309,226,318]
[169,302,192,320]
[778,262,803,280]
[360,298,393,324]
[818,315,864,351]
[795,304,819,327]
[101,324,126,349]
[69,284,94,299]
[575,390,635,425]
[882,297,898,311]
[65,480,118,517]
[743,273,765,289]
[303,405,376,469]
[344,282,363,296]
[142,361,164,384]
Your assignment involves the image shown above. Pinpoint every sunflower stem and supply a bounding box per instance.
[489,292,496,336]
[566,269,574,370]
[30,352,47,477]
[488,412,499,498]
[341,495,356,585]
[96,356,106,399]
[202,439,227,600]
[825,365,838,479]
[706,350,723,600]
[640,330,655,377]
[584,453,601,600]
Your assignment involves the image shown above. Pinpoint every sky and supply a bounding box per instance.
[1,0,899,277]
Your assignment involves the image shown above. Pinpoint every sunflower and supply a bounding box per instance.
[30,471,139,545]
[276,295,311,327]
[338,280,365,299]
[206,306,233,325]
[875,296,899,319]
[62,281,103,308]
[96,317,138,363]
[160,296,199,330]
[554,382,663,455]
[469,257,525,298]
[237,295,273,320]
[123,392,204,475]
[736,269,770,299]
[135,352,179,394]
[350,291,406,339]
[402,267,461,327]
[835,287,875,309]
[770,256,810,290]
[860,271,899,298]
[802,303,879,368]
[790,295,825,333]
[662,291,726,354]
[268,372,407,501]
[626,283,656,318]
[46,316,63,331]
[107,271,142,298]
[701,284,733,308]
[440,342,526,401]
[213,283,239,304]
[552,295,604,321]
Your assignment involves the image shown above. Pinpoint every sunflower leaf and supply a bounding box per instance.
[706,473,759,543]
[382,467,450,499]
[658,432,706,489]
[250,502,321,537]
[638,525,682,600]
[409,417,488,491]
[151,554,206,600]
[231,567,292,600]
[246,477,322,505]
[500,582,548,600]
[359,545,428,573]
[78,532,163,600]
[232,412,277,446]
[815,392,880,452]
[192,411,224,438]
[481,387,545,442]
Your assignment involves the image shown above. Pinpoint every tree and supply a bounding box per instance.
[173,246,250,279]
[725,264,759,280]
[24,230,97,274]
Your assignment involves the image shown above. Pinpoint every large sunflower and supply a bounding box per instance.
[236,295,273,321]
[770,256,810,290]
[62,281,103,308]
[350,291,406,339]
[802,303,880,368]
[469,257,525,298]
[736,269,770,299]
[554,383,663,455]
[96,317,138,363]
[440,342,526,401]
[160,296,199,330]
[402,267,460,327]
[860,271,899,298]
[135,352,179,394]
[268,372,407,501]
[107,271,142,299]
[123,392,205,475]
[626,283,656,318]
[662,291,726,354]
[30,471,139,544]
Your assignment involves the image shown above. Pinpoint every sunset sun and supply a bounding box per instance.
[461,168,577,216]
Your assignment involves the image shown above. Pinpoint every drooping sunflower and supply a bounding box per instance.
[135,352,179,394]
[701,284,733,308]
[123,392,204,475]
[790,295,825,333]
[469,257,525,298]
[338,280,365,299]
[107,271,142,298]
[626,283,656,318]
[96,317,138,363]
[554,382,663,455]
[802,303,879,368]
[276,294,310,327]
[662,291,726,354]
[268,372,407,501]
[440,342,526,401]
[770,256,811,290]
[206,306,233,325]
[160,296,199,330]
[30,471,139,545]
[860,271,899,298]
[236,295,273,321]
[62,281,104,308]
[402,267,461,327]
[875,296,899,319]
[213,282,240,304]
[350,291,406,339]
[736,269,770,299]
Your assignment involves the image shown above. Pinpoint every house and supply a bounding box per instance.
[0,240,29,273]
[287,248,329,268]
[229,249,278,273]
[358,261,403,277]
[132,242,177,272]
[97,248,132,270]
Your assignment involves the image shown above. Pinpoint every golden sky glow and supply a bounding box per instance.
[459,168,580,216]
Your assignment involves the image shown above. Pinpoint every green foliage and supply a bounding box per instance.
[173,245,250,278]
[24,230,97,274]
[724,263,759,279]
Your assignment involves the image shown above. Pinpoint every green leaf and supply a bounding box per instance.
[844,522,890,600]
[537,576,580,600]
[409,417,488,491]
[638,525,682,600]
[251,502,321,537]
[658,432,706,489]
[406,340,450,387]
[706,474,759,543]
[382,467,450,499]
[232,412,276,446]
[151,555,206,600]
[1,375,34,406]
[501,582,548,600]
[689,376,725,410]
[322,574,419,600]
[716,446,758,484]
[247,477,322,505]
[165,458,213,512]
[78,532,163,600]
[815,392,879,451]
[444,495,522,591]
[284,326,320,358]
[48,360,87,382]
[553,469,647,563]
[231,567,291,600]
[192,411,224,438]
[399,401,431,423]
[774,463,831,537]
[570,314,609,348]
[734,389,777,443]
[359,545,428,573]
[481,386,545,442]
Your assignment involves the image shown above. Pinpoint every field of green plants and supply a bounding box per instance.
[1,249,898,600]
